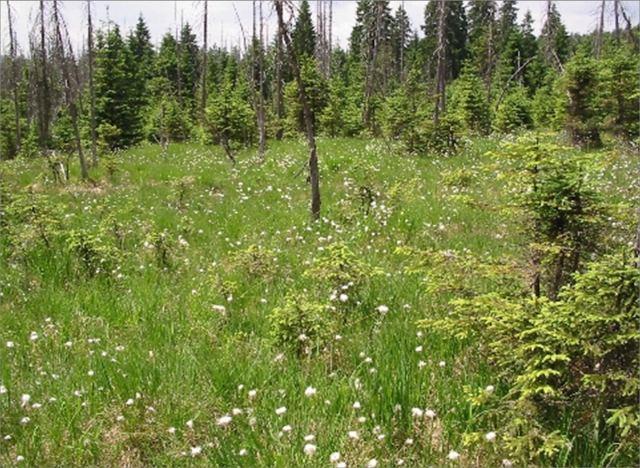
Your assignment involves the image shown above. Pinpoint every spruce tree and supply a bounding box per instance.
[94,26,140,147]
[178,23,200,108]
[127,16,154,126]
[467,0,497,90]
[292,0,316,59]
[391,5,411,79]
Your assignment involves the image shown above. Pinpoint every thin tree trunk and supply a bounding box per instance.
[87,0,97,166]
[275,0,320,220]
[275,13,285,141]
[257,0,266,160]
[38,0,51,149]
[328,0,333,78]
[6,0,21,156]
[595,0,605,58]
[613,0,620,44]
[175,3,183,105]
[53,0,89,180]
[201,0,208,114]
[434,0,447,123]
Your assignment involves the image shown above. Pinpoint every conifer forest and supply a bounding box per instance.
[0,0,639,466]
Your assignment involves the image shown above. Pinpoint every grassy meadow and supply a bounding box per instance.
[0,136,637,466]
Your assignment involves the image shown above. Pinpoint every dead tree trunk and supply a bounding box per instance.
[38,0,51,149]
[87,0,98,166]
[595,0,606,58]
[275,0,321,220]
[201,0,208,115]
[275,14,285,140]
[613,0,621,44]
[434,0,447,123]
[328,0,333,78]
[6,0,21,155]
[52,0,89,180]
[257,0,267,160]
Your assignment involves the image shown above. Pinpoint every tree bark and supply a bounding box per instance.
[87,0,98,166]
[275,0,320,220]
[6,0,21,156]
[257,0,267,160]
[38,0,51,149]
[595,0,605,58]
[53,0,89,180]
[613,0,620,44]
[201,0,208,114]
[434,0,447,123]
[275,14,285,140]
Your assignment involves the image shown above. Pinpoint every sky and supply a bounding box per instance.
[1,1,638,55]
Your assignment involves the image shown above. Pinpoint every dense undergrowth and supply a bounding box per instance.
[0,135,638,466]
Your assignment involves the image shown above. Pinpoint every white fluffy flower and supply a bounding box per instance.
[190,446,202,457]
[377,305,389,314]
[304,386,317,397]
[216,415,232,427]
[425,409,436,419]
[275,406,287,415]
[339,293,349,302]
[411,407,424,418]
[367,459,378,468]
[330,452,341,463]
[447,450,460,461]
[303,443,317,456]
[347,430,359,440]
[485,431,496,442]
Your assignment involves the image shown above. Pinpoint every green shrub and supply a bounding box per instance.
[557,51,602,148]
[423,251,639,462]
[498,135,606,298]
[447,68,491,135]
[304,243,372,290]
[145,96,193,143]
[494,86,533,133]
[66,228,122,277]
[269,294,333,356]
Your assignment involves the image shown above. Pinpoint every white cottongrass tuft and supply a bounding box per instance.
[304,386,317,397]
[447,450,460,461]
[216,415,232,427]
[303,443,317,456]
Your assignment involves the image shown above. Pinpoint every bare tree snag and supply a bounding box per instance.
[201,0,208,115]
[87,0,98,166]
[434,0,447,123]
[6,0,21,155]
[275,0,321,220]
[52,0,89,180]
[38,0,51,149]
